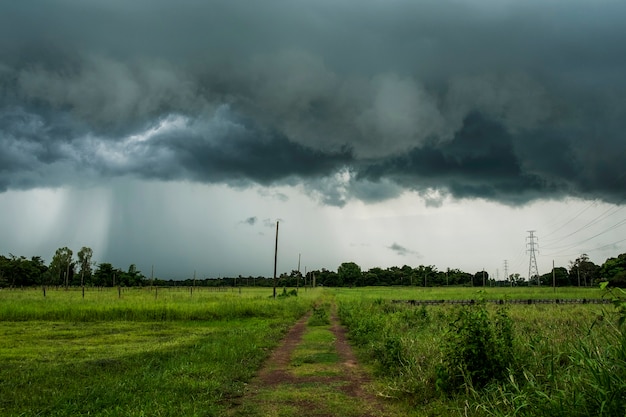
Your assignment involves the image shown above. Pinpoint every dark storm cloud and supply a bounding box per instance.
[1,0,625,205]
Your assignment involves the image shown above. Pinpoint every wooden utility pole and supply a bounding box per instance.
[273,221,279,299]
[297,253,301,292]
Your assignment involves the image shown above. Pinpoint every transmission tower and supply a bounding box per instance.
[504,260,510,286]
[526,231,540,285]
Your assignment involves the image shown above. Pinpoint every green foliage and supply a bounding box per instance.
[600,254,626,287]
[0,255,48,287]
[76,246,93,284]
[277,287,298,298]
[437,301,515,392]
[49,247,73,286]
[337,262,362,287]
[308,303,330,326]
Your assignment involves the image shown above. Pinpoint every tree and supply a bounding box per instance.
[314,268,339,287]
[122,264,145,287]
[49,247,73,287]
[93,263,116,287]
[473,270,489,287]
[77,247,93,287]
[569,254,600,287]
[418,265,438,287]
[338,262,361,287]
[540,266,569,286]
[508,273,525,286]
[600,253,626,287]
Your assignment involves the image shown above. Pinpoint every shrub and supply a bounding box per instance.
[437,301,514,392]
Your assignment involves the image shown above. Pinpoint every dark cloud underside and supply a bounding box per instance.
[1,0,625,205]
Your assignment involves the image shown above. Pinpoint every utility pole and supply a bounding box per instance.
[527,230,540,285]
[297,253,301,292]
[273,221,279,299]
[552,260,556,292]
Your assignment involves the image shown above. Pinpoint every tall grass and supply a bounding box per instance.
[0,287,311,321]
[333,288,618,416]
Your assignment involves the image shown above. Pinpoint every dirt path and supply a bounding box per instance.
[225,306,399,417]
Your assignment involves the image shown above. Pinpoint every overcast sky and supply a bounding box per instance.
[1,0,625,279]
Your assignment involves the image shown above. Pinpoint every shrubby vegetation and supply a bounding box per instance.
[335,287,626,416]
[437,300,514,392]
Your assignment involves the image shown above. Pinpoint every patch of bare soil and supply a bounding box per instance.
[231,307,395,416]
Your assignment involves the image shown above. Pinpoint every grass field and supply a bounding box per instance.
[330,285,606,301]
[332,286,625,416]
[1,285,622,416]
[0,287,318,416]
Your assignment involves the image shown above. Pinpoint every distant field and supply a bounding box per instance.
[330,285,605,301]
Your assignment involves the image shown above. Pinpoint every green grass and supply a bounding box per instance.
[1,286,618,416]
[0,287,322,416]
[0,287,307,321]
[291,326,340,376]
[332,287,619,416]
[332,286,605,301]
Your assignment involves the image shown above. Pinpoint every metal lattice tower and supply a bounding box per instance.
[526,230,540,285]
[504,260,509,285]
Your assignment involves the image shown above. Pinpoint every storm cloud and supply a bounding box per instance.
[1,0,625,206]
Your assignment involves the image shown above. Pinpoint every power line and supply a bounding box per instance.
[541,199,599,241]
[542,217,626,256]
[543,205,625,247]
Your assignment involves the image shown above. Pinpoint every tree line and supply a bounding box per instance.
[1,247,626,289]
[0,247,145,288]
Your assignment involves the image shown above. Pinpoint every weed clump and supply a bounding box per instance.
[308,304,330,326]
[277,287,298,298]
[437,300,514,393]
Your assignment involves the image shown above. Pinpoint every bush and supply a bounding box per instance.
[437,301,514,392]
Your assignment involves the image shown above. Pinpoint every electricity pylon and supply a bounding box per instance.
[527,230,540,285]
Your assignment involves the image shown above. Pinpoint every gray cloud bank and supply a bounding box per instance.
[1,0,625,205]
